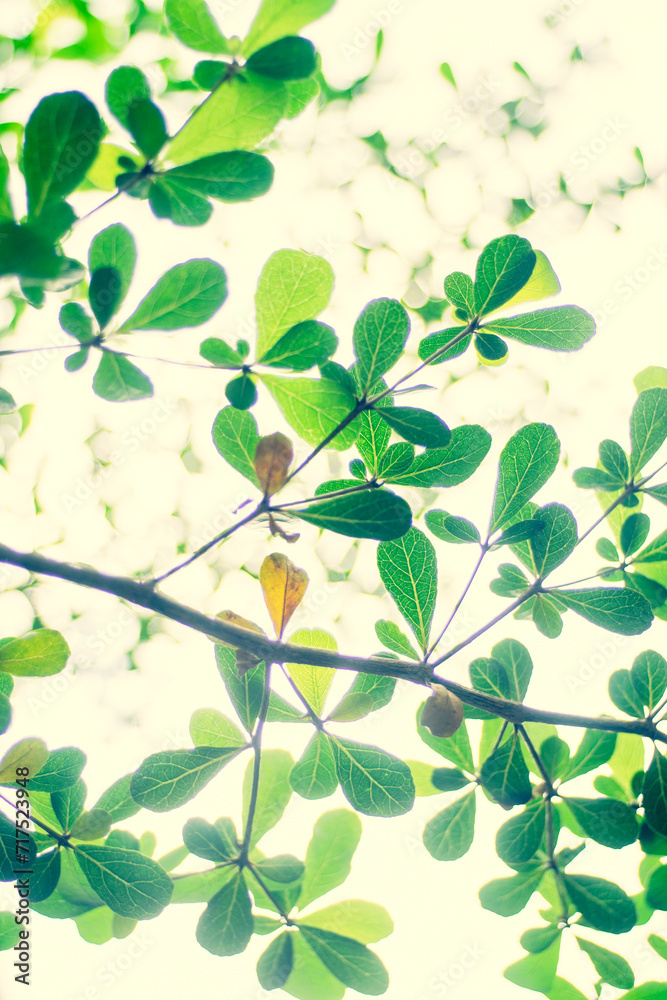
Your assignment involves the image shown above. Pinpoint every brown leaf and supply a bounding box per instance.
[254,432,294,497]
[259,553,308,639]
[235,649,261,678]
[421,685,464,738]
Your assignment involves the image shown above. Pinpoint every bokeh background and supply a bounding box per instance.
[1,0,667,996]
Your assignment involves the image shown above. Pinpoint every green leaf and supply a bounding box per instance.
[492,638,533,701]
[469,657,510,699]
[93,353,153,402]
[500,249,561,310]
[60,302,93,343]
[170,865,235,905]
[525,504,578,577]
[290,732,338,800]
[70,809,112,841]
[73,845,173,920]
[573,466,624,490]
[376,406,450,448]
[24,91,102,218]
[422,790,476,861]
[504,938,560,993]
[495,799,546,866]
[444,272,474,318]
[556,587,652,635]
[647,866,667,910]
[255,250,334,357]
[298,809,362,911]
[563,797,638,848]
[0,693,10,735]
[576,937,634,989]
[94,775,141,823]
[299,925,389,996]
[353,298,410,395]
[632,650,667,710]
[609,669,645,718]
[156,151,274,208]
[490,423,560,532]
[168,73,287,163]
[356,410,392,476]
[165,0,228,53]
[597,537,619,561]
[126,99,167,159]
[105,66,150,129]
[287,629,337,714]
[418,325,471,365]
[301,900,392,943]
[376,527,437,653]
[121,259,227,331]
[480,731,532,807]
[89,224,136,311]
[494,518,545,547]
[226,372,258,409]
[183,817,237,862]
[0,388,16,416]
[479,865,544,916]
[520,925,562,954]
[430,767,471,792]
[89,266,121,330]
[613,985,667,1000]
[347,674,396,714]
[0,809,35,879]
[0,629,69,676]
[561,730,616,782]
[189,708,247,748]
[621,513,650,556]
[261,374,359,452]
[243,0,335,55]
[30,747,86,792]
[330,737,414,817]
[283,931,345,1000]
[149,177,212,226]
[298,489,411,541]
[327,692,374,723]
[200,338,244,369]
[643,751,667,836]
[562,874,636,933]
[0,738,49,785]
[0,911,22,951]
[424,509,480,544]
[634,527,667,564]
[532,594,563,638]
[196,871,253,956]
[193,60,228,90]
[260,321,337,370]
[473,235,536,317]
[475,331,508,364]
[255,854,304,884]
[130,747,241,811]
[649,933,667,960]
[390,424,492,488]
[242,748,293,848]
[417,705,474,772]
[374,620,420,659]
[215,646,265,732]
[211,406,260,486]
[482,305,595,351]
[258,932,294,990]
[600,439,629,482]
[630,388,667,475]
[247,36,316,79]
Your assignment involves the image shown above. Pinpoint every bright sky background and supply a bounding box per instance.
[1,0,667,997]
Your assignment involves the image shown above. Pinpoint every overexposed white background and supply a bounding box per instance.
[1,0,667,997]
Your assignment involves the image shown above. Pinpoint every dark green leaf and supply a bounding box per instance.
[424,510,480,544]
[376,527,437,652]
[644,485,667,506]
[59,302,93,343]
[418,326,471,365]
[475,331,508,363]
[609,669,645,718]
[121,259,227,331]
[215,646,265,731]
[257,932,294,989]
[632,650,667,710]
[93,353,153,402]
[298,489,411,541]
[130,747,241,811]
[376,406,450,448]
[644,751,667,836]
[30,848,61,902]
[353,298,410,394]
[299,925,389,996]
[261,374,359,451]
[391,424,492,488]
[422,790,476,861]
[290,732,338,800]
[479,864,544,916]
[621,513,650,556]
[556,587,652,635]
[105,66,151,129]
[563,797,638,848]
[89,266,122,330]
[599,439,629,482]
[647,865,667,910]
[444,272,474,318]
[494,518,545,546]
[532,594,563,638]
[0,629,69,676]
[480,732,532,807]
[492,638,533,701]
[255,855,304,884]
[562,874,636,933]
[89,224,136,309]
[374,620,419,659]
[126,100,167,159]
[473,235,536,316]
[211,406,260,486]
[52,778,86,831]
[525,504,578,577]
[197,871,253,956]
[157,151,274,209]
[31,748,86,792]
[247,36,316,79]
[576,937,634,989]
[630,388,667,475]
[260,321,337,370]
[596,537,619,561]
[183,817,237,862]
[193,60,227,90]
[199,337,244,369]
[483,305,596,351]
[225,373,257,409]
[148,178,212,226]
[74,844,173,920]
[165,0,228,52]
[496,800,546,866]
[331,737,415,817]
[490,423,560,531]
[24,92,102,217]
[0,810,35,880]
[561,730,616,782]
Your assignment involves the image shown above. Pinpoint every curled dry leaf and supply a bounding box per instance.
[254,432,294,497]
[213,611,265,676]
[259,553,308,639]
[421,684,464,738]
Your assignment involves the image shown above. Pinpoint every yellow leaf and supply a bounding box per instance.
[420,686,463,738]
[254,432,294,497]
[287,628,337,714]
[494,249,561,313]
[259,554,309,639]
[0,738,49,784]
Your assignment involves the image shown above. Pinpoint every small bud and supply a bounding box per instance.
[421,685,464,738]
